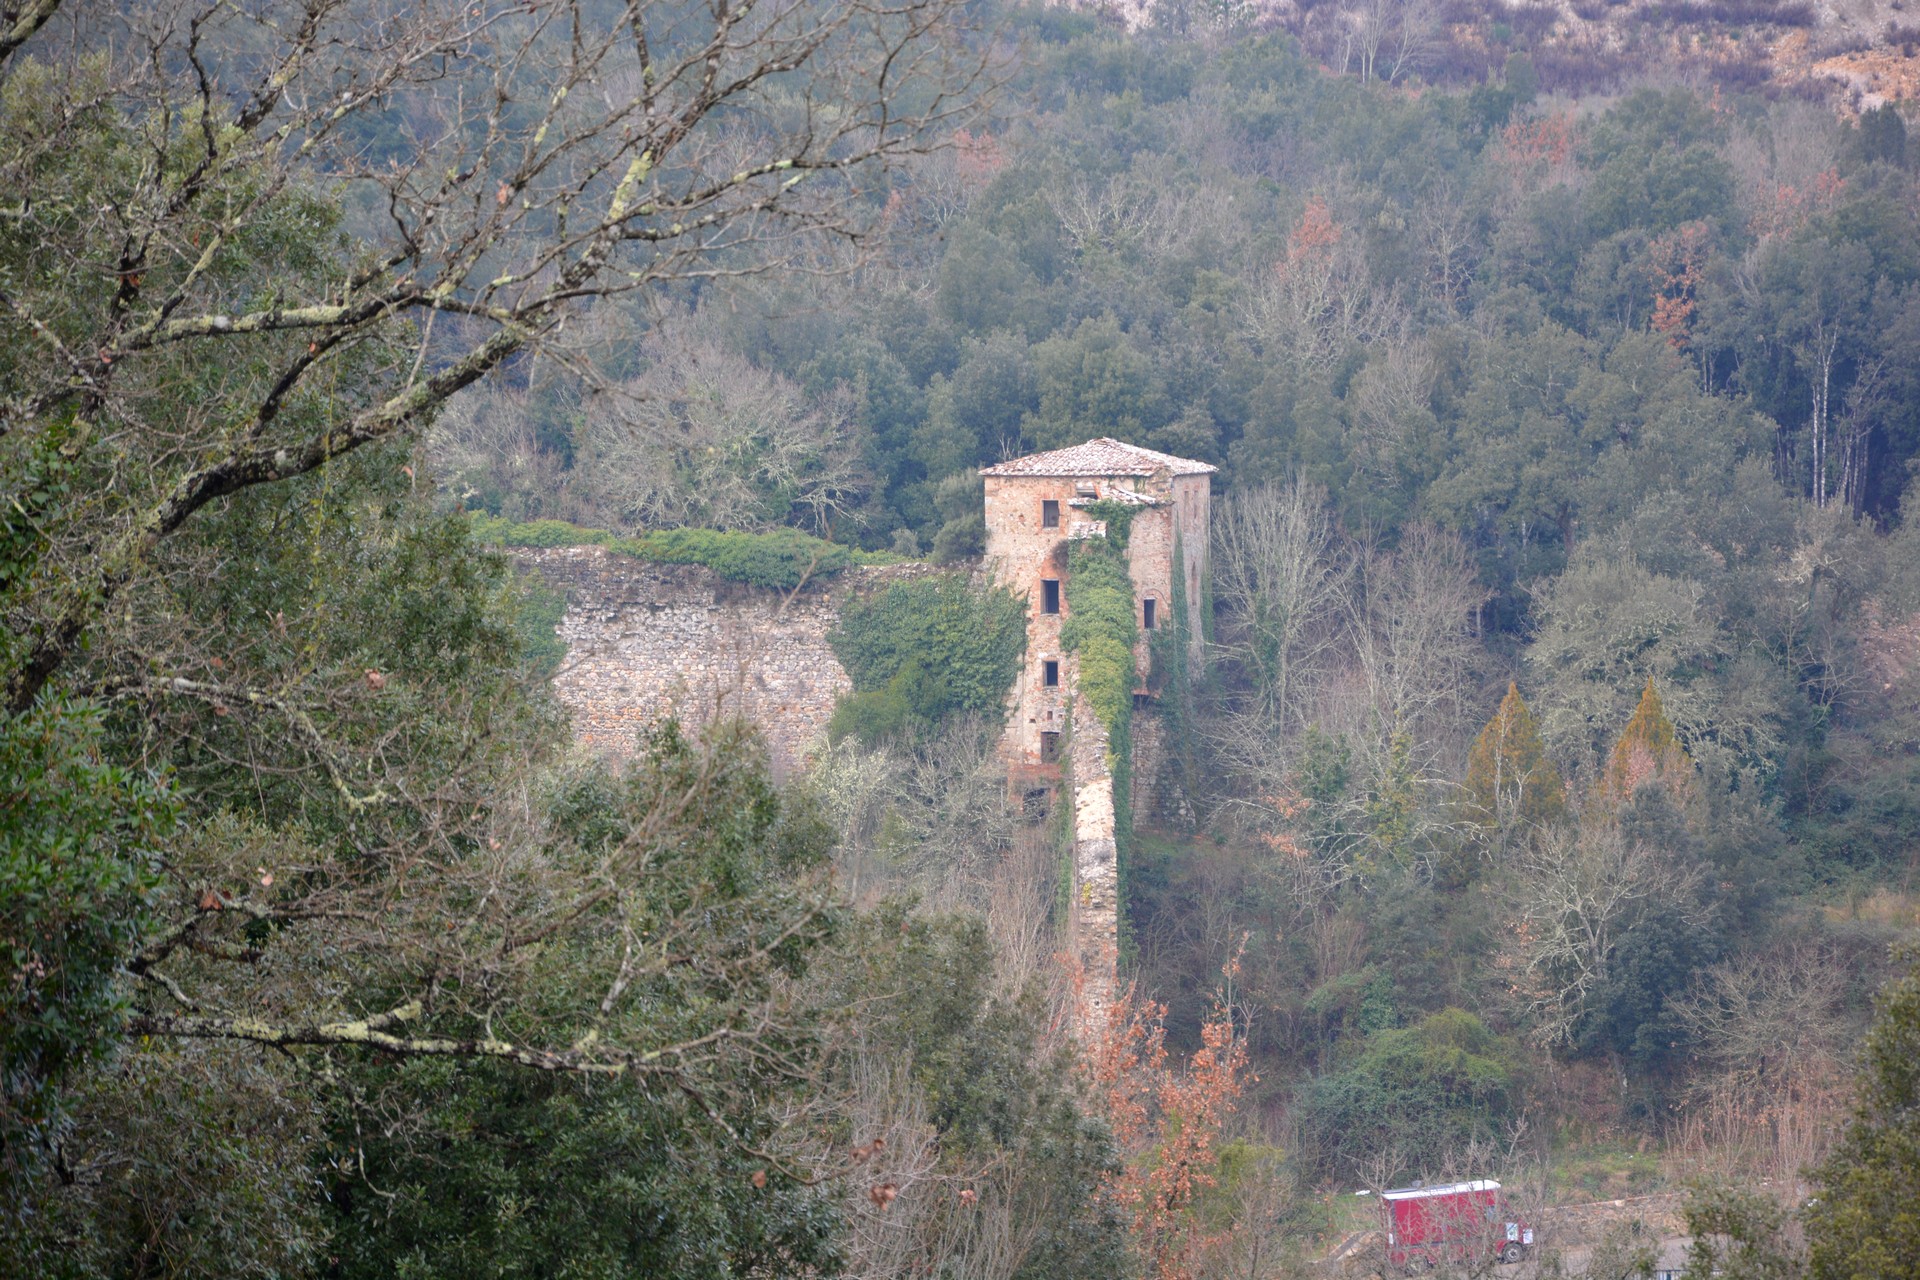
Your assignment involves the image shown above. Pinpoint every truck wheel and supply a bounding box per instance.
[1498,1242,1524,1264]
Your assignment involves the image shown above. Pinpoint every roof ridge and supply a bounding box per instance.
[979,436,1217,478]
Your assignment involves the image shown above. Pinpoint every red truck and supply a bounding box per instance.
[1381,1179,1533,1271]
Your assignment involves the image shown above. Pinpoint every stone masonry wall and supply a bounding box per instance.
[1068,687,1121,1033]
[1130,709,1166,828]
[981,473,1078,775]
[516,546,932,774]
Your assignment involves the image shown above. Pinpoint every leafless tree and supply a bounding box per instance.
[427,380,577,519]
[576,327,870,533]
[1348,0,1439,84]
[1384,0,1440,83]
[1500,820,1705,1047]
[811,716,1017,908]
[1243,194,1399,378]
[1412,179,1480,318]
[1343,523,1485,774]
[1345,334,1439,505]
[2,0,991,717]
[1208,479,1352,793]
[1673,946,1849,1105]
[1664,944,1852,1194]
[803,731,1073,1280]
[1048,168,1249,268]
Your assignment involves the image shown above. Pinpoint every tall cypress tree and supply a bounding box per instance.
[1600,677,1695,807]
[1463,681,1567,836]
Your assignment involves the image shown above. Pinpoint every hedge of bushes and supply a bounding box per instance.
[468,515,898,590]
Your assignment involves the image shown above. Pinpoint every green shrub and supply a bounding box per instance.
[623,527,855,590]
[828,686,918,745]
[468,515,616,549]
[929,471,987,565]
[828,574,1025,744]
[1,695,175,1157]
[1295,1008,1521,1181]
[930,512,985,564]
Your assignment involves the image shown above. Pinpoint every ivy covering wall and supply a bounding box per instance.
[827,573,1026,744]
[1059,514,1139,960]
[1150,527,1197,816]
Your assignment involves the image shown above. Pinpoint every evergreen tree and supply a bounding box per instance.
[1600,677,1695,808]
[1463,681,1567,837]
[1807,948,1920,1280]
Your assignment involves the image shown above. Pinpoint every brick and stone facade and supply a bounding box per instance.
[983,445,1205,790]
[981,438,1212,785]
[980,438,1214,1029]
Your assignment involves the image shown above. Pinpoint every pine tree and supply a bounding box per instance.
[1464,682,1567,836]
[1600,677,1695,806]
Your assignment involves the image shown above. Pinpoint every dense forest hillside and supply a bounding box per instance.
[5,0,1920,1276]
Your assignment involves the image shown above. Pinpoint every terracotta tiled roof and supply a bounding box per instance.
[979,437,1217,478]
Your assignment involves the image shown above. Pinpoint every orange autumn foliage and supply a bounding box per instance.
[952,127,1006,189]
[1284,195,1341,268]
[1463,681,1566,833]
[1599,676,1696,808]
[1750,167,1846,240]
[1646,221,1713,350]
[1082,954,1254,1280]
[1500,112,1574,170]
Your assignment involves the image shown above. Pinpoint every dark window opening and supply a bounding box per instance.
[1133,692,1153,710]
[1022,787,1051,821]
[1041,499,1060,529]
[1143,598,1157,629]
[1041,579,1060,614]
[1039,731,1061,763]
[1042,659,1060,687]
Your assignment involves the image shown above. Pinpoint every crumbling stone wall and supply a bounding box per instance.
[517,546,931,774]
[1068,688,1121,1031]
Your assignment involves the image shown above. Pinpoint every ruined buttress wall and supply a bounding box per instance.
[1067,686,1120,1032]
[515,546,932,774]
[1129,709,1166,828]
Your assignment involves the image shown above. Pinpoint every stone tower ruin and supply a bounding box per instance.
[980,438,1214,1030]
